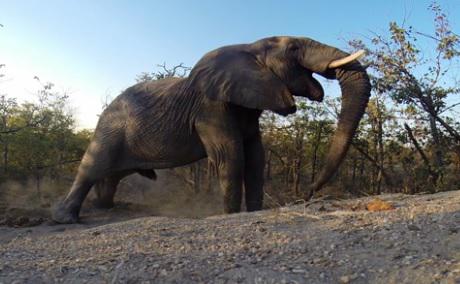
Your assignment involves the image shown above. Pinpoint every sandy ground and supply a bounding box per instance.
[0,190,459,284]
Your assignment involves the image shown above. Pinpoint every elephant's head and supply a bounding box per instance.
[188,36,371,197]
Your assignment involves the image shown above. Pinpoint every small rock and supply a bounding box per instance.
[340,273,358,283]
[407,224,421,231]
[14,216,29,227]
[312,258,322,264]
[448,227,458,234]
[339,275,351,283]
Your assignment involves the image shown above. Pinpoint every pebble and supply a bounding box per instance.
[312,258,322,264]
[339,273,358,283]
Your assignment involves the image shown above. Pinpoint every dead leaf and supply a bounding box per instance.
[366,198,395,212]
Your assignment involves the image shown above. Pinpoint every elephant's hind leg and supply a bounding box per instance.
[92,169,156,209]
[52,175,95,224]
[52,139,119,223]
[93,175,123,209]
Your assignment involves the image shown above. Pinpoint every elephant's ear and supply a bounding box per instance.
[188,49,294,111]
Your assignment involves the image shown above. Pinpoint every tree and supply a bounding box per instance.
[136,63,190,83]
[260,99,333,201]
[2,81,88,180]
[349,2,460,190]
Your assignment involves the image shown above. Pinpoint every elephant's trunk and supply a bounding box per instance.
[306,65,370,198]
[300,42,371,198]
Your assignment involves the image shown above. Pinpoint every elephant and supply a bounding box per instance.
[52,36,371,223]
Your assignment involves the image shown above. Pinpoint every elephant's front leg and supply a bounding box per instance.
[217,145,244,213]
[244,134,265,211]
[197,124,244,213]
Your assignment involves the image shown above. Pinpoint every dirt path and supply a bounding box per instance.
[0,191,459,283]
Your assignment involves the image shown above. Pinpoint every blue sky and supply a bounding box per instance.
[1,0,459,128]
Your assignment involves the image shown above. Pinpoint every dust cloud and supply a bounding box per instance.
[0,169,224,227]
[112,169,224,218]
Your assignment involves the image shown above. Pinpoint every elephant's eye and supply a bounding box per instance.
[288,44,299,52]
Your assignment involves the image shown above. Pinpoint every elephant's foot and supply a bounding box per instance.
[92,198,114,209]
[51,202,79,224]
[224,202,241,214]
[246,201,263,212]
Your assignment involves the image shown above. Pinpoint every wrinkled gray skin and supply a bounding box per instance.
[52,36,371,223]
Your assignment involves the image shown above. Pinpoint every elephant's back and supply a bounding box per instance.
[92,78,184,142]
[119,78,184,110]
[108,78,203,162]
[98,78,183,123]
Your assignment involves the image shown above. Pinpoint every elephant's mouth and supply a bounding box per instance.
[274,104,296,116]
[308,93,324,102]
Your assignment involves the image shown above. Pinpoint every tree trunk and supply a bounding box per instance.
[311,123,323,183]
[3,142,7,174]
[429,115,444,170]
[404,123,438,192]
[292,159,301,196]
[376,98,384,194]
[351,155,357,193]
[351,143,393,189]
[35,169,42,204]
[292,125,304,196]
[265,150,272,181]
[421,97,460,143]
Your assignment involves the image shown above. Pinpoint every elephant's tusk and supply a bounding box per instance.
[328,50,365,68]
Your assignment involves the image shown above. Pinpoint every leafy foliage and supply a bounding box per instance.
[0,78,90,182]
